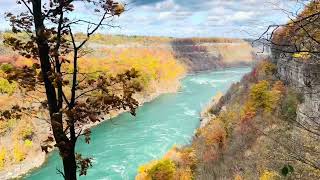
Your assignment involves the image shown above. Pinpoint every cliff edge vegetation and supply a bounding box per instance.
[136,59,319,180]
[136,2,320,179]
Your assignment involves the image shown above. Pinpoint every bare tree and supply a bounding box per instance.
[255,0,320,59]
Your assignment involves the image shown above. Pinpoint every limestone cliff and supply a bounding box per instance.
[171,39,255,72]
[276,57,320,134]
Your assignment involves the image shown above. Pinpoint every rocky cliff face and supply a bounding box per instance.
[171,40,255,72]
[277,57,320,131]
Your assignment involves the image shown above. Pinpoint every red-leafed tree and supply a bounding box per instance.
[2,0,141,179]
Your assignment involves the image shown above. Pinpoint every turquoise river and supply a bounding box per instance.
[26,67,251,180]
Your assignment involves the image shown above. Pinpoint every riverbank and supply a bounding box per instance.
[0,77,183,179]
[136,60,320,179]
[26,67,251,180]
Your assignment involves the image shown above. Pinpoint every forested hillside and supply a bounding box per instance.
[0,32,255,178]
[2,0,318,179]
[136,60,319,180]
[135,1,320,179]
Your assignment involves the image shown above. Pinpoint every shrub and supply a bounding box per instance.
[7,118,16,129]
[198,119,227,163]
[174,168,193,180]
[0,63,14,73]
[257,61,277,78]
[250,80,270,110]
[0,77,17,95]
[148,159,176,180]
[138,159,177,180]
[179,148,196,171]
[202,120,226,148]
[202,146,220,163]
[249,80,281,112]
[259,170,280,180]
[241,101,256,119]
[19,125,33,140]
[0,147,6,169]
[13,143,26,162]
[0,120,9,134]
[217,110,238,138]
[13,119,34,140]
[234,174,243,180]
[280,89,301,121]
[292,52,311,60]
[0,118,16,134]
[262,62,277,76]
[24,139,33,148]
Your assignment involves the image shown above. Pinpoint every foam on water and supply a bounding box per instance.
[25,67,251,180]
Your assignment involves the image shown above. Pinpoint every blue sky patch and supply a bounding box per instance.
[0,0,309,38]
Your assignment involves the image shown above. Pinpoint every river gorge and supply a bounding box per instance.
[25,67,251,180]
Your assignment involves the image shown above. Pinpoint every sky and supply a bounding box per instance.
[0,0,309,38]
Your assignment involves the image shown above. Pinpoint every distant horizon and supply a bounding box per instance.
[0,0,308,39]
[0,30,255,40]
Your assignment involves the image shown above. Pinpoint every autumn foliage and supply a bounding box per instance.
[136,60,309,179]
[0,32,185,175]
[271,0,320,58]
[136,147,196,180]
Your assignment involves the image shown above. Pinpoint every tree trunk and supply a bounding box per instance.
[32,1,78,179]
[62,145,77,180]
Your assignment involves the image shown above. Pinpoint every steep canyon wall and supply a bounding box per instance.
[277,57,320,131]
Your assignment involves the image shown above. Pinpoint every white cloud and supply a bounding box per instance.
[0,0,307,38]
[155,0,177,11]
[231,11,255,21]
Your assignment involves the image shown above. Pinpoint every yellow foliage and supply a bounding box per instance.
[259,170,280,180]
[250,80,271,112]
[256,61,276,78]
[136,171,152,180]
[24,139,33,148]
[217,110,238,137]
[0,147,6,169]
[292,52,311,60]
[13,142,26,162]
[76,33,172,45]
[66,48,185,93]
[234,174,243,180]
[113,3,125,15]
[138,159,176,180]
[249,80,283,113]
[0,77,17,95]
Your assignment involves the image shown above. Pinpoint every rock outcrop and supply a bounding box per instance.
[171,40,255,72]
[276,57,320,131]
